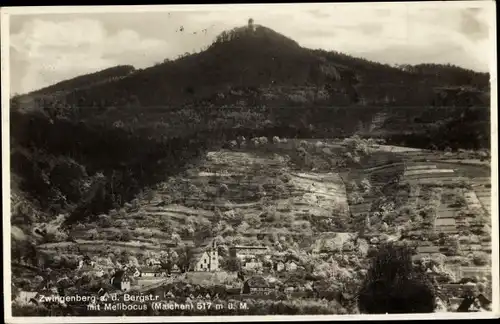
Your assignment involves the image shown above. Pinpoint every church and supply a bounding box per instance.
[191,239,219,272]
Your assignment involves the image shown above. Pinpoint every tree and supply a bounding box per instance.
[358,242,437,314]
[218,183,229,196]
[360,179,372,193]
[222,257,242,272]
[171,232,182,245]
[88,228,99,240]
[120,230,132,241]
[237,221,250,233]
[449,237,460,255]
[160,259,174,275]
[119,250,131,264]
[177,246,194,273]
[348,181,359,191]
[349,192,364,205]
[244,214,261,227]
[472,252,489,266]
[145,189,156,203]
[128,256,139,267]
[184,225,195,238]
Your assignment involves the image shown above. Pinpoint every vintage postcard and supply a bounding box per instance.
[1,2,498,323]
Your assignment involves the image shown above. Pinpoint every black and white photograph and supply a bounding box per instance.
[2,2,498,321]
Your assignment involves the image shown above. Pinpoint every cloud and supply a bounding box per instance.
[459,8,490,41]
[10,18,172,94]
[8,2,493,94]
[182,4,492,69]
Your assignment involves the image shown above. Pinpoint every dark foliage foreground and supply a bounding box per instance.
[358,242,437,314]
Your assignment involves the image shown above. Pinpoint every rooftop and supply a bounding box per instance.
[232,245,270,250]
[139,267,160,272]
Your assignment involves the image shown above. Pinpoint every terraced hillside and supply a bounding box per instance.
[33,138,491,259]
[38,141,353,257]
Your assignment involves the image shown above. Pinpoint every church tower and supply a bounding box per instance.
[209,240,219,271]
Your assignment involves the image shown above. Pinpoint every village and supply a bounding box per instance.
[14,226,493,315]
[13,240,308,309]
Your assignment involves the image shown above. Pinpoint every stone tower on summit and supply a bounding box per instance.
[248,18,255,31]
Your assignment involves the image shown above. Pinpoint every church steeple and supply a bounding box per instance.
[209,239,219,271]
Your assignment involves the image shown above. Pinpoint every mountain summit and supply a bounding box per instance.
[209,22,301,50]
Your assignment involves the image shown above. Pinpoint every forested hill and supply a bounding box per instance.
[11,65,136,112]
[30,65,136,96]
[14,24,490,110]
[9,23,491,256]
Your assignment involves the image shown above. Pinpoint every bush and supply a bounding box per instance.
[472,252,489,266]
[218,183,229,196]
[358,242,436,314]
[119,208,127,218]
[347,181,359,191]
[450,195,467,208]
[244,213,261,227]
[221,257,242,272]
[120,230,133,241]
[360,179,371,193]
[348,192,364,205]
[88,228,99,240]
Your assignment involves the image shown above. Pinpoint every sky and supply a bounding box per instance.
[7,2,495,95]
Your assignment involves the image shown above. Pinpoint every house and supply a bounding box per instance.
[457,294,480,312]
[132,268,141,277]
[15,291,38,304]
[476,294,492,309]
[94,267,105,278]
[145,258,161,267]
[273,261,285,272]
[243,258,263,271]
[459,267,491,281]
[285,261,298,271]
[417,246,441,255]
[139,267,159,277]
[30,288,59,306]
[241,275,273,295]
[272,254,300,272]
[229,245,270,259]
[448,297,464,310]
[79,262,97,273]
[111,270,131,291]
[191,239,219,272]
[97,288,109,297]
[160,242,178,250]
